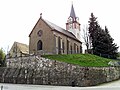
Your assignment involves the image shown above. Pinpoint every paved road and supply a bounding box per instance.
[99,79,120,86]
[0,80,120,90]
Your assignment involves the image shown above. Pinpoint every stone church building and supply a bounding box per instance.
[29,4,82,55]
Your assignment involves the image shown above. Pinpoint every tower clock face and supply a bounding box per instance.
[69,17,73,23]
[37,30,43,37]
[69,24,72,29]
[76,17,79,22]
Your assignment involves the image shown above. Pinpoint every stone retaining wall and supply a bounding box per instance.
[1,56,120,86]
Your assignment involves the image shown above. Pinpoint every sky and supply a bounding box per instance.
[0,0,120,53]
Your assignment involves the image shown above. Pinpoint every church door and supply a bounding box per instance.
[37,40,42,50]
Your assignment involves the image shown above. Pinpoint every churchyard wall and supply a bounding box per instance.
[0,55,120,86]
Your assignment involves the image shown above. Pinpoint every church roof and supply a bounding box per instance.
[10,42,29,54]
[70,4,76,19]
[43,18,81,43]
[29,17,81,43]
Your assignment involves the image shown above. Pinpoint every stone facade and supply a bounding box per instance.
[29,4,82,55]
[4,56,120,86]
[29,18,56,54]
[29,17,82,55]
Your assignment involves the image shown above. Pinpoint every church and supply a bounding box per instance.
[29,4,82,55]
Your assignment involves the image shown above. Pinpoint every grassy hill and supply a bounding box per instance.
[42,54,115,67]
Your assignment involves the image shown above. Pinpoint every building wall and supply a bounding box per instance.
[29,18,82,55]
[53,31,82,54]
[9,43,22,58]
[29,19,55,54]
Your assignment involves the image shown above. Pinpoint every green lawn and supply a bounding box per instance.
[42,54,114,67]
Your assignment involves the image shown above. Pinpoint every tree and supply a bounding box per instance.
[82,25,91,53]
[0,48,6,67]
[88,13,102,54]
[104,26,119,59]
[88,13,119,59]
[88,13,99,38]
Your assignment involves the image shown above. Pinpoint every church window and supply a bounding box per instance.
[37,30,43,37]
[74,43,76,53]
[37,40,42,50]
[61,39,62,49]
[62,41,64,53]
[70,45,72,54]
[80,45,82,53]
[58,36,61,54]
[77,46,79,53]
[67,40,69,54]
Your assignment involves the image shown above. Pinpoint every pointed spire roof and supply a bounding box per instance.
[70,4,76,18]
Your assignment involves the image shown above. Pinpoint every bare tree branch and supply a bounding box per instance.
[82,25,91,53]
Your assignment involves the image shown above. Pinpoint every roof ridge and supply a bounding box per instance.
[14,41,28,46]
[43,19,65,30]
[29,17,81,43]
[43,18,81,42]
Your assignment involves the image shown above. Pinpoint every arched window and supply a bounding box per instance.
[70,45,72,54]
[58,37,61,54]
[37,40,42,50]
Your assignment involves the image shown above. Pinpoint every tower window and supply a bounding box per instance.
[37,40,42,50]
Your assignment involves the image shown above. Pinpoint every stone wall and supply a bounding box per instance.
[1,56,120,86]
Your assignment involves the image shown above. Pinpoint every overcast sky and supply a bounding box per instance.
[0,0,120,53]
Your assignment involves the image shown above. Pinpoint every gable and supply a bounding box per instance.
[29,17,52,37]
[9,42,29,55]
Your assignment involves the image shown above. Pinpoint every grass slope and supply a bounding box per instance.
[42,54,113,67]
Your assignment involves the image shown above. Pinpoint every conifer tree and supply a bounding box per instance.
[88,13,119,59]
[88,13,102,54]
[104,26,118,59]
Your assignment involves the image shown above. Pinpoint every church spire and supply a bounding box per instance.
[70,4,76,19]
[66,3,81,40]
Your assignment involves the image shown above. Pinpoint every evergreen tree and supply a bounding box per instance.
[88,13,119,59]
[88,13,98,38]
[104,26,118,59]
[88,13,102,54]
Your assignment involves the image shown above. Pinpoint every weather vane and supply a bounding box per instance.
[40,13,42,18]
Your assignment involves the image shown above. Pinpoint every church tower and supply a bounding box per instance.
[66,4,80,40]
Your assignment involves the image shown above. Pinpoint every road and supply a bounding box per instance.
[0,80,120,90]
[98,79,120,86]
